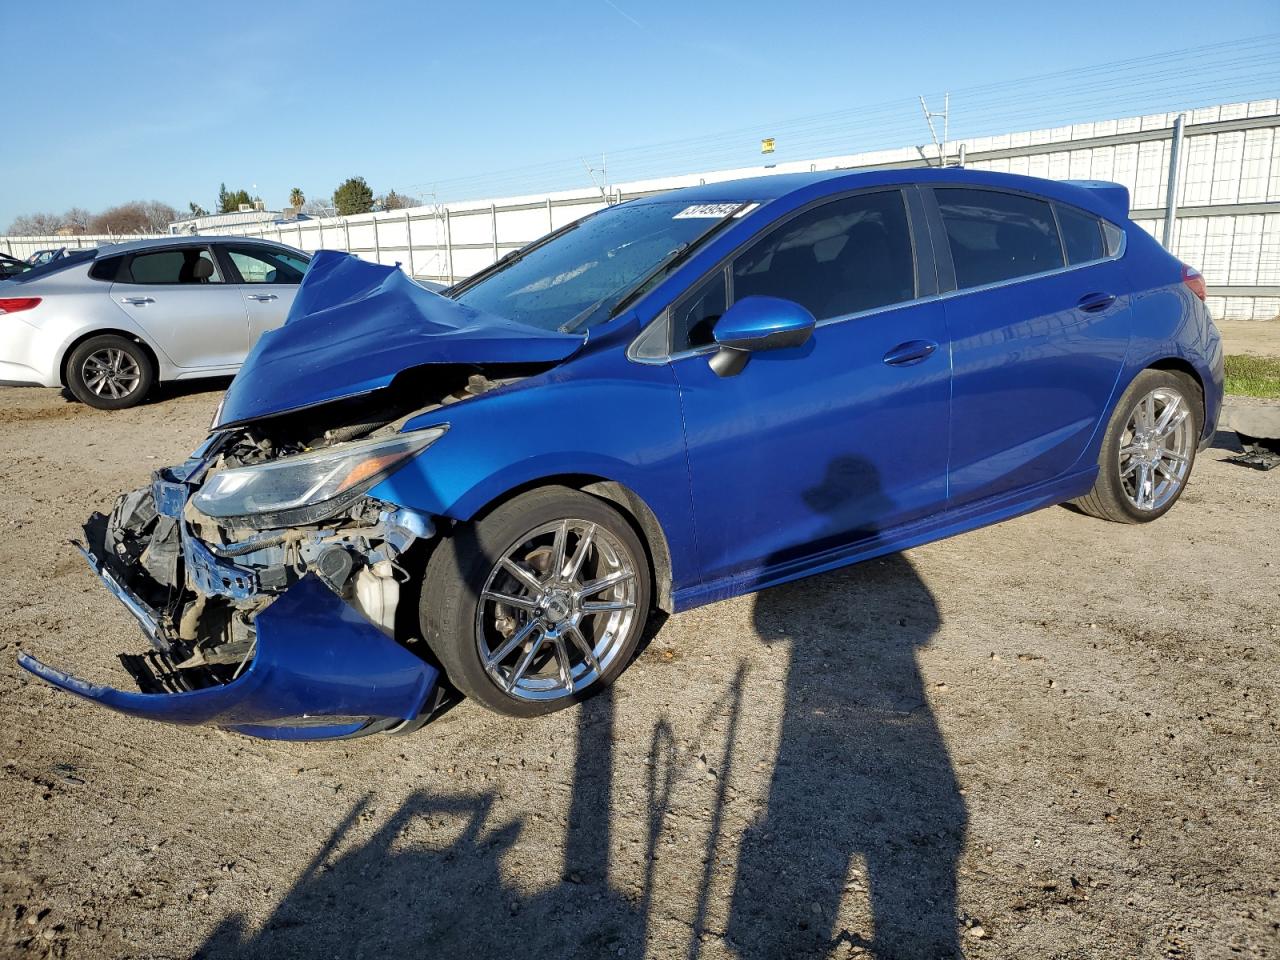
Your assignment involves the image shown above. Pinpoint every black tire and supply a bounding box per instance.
[65,334,155,410]
[1073,368,1202,523]
[421,486,652,717]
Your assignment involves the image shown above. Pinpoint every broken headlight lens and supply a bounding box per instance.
[191,427,446,524]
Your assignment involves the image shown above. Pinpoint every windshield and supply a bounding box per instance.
[451,200,746,331]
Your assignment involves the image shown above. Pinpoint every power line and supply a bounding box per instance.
[405,34,1280,202]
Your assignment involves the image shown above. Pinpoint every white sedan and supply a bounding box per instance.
[0,236,311,409]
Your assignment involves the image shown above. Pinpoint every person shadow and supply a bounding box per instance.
[194,456,965,959]
[726,456,967,959]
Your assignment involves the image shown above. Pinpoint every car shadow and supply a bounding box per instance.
[195,458,965,959]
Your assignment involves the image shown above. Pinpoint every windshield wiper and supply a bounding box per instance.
[559,202,751,333]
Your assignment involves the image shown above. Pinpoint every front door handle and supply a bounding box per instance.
[120,296,154,306]
[1078,291,1116,313]
[882,339,938,366]
[246,293,278,302]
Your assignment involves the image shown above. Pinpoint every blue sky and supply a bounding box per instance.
[4,0,1278,227]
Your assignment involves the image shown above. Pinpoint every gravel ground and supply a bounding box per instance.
[0,383,1277,960]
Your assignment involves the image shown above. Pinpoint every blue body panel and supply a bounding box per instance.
[18,575,438,740]
[20,167,1224,739]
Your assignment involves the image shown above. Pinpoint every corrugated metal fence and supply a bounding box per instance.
[4,99,1277,320]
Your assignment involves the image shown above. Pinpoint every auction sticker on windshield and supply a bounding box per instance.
[673,203,743,219]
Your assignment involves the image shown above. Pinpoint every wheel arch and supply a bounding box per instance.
[461,473,675,613]
[1146,356,1205,414]
[58,328,162,388]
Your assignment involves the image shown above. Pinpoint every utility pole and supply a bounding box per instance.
[919,93,950,167]
[583,153,610,199]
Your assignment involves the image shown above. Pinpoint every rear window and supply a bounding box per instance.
[1056,204,1105,264]
[6,249,96,284]
[936,188,1064,289]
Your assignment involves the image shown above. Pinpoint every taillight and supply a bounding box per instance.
[1181,264,1206,302]
[0,297,42,315]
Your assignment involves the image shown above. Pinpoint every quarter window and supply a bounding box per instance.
[1056,204,1105,264]
[731,190,916,322]
[935,188,1064,289]
[122,248,221,284]
[672,269,728,350]
[225,245,308,284]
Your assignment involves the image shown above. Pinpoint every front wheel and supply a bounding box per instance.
[1074,368,1201,523]
[421,487,652,717]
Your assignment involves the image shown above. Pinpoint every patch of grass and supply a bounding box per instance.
[1224,354,1280,399]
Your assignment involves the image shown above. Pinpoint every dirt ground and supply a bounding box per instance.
[0,382,1276,960]
[1219,319,1280,358]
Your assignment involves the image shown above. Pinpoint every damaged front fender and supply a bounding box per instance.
[18,575,439,741]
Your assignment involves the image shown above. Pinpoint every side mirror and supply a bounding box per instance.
[709,296,816,377]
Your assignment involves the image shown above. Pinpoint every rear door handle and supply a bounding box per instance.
[246,293,278,302]
[120,296,154,306]
[1078,292,1116,313]
[882,339,938,366]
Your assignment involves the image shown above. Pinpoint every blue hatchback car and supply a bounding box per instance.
[20,168,1223,739]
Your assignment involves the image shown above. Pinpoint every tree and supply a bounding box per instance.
[217,183,252,214]
[6,212,65,236]
[62,207,92,234]
[188,202,209,218]
[332,176,374,216]
[88,201,177,235]
[289,187,305,210]
[379,189,414,211]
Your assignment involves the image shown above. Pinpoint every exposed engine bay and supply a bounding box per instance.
[93,365,529,696]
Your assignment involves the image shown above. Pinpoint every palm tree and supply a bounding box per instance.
[289,187,305,211]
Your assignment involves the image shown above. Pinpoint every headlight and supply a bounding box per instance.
[191,427,446,525]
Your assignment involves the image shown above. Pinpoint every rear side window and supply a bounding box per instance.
[1056,204,1105,264]
[89,255,125,282]
[935,188,1064,289]
[122,248,221,285]
[732,190,916,322]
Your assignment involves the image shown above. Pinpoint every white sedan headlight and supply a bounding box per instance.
[192,427,445,525]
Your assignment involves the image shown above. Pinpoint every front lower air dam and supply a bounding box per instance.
[18,576,439,742]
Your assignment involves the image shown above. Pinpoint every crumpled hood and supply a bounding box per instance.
[216,251,585,426]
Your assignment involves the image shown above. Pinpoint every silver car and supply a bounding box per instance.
[0,236,311,409]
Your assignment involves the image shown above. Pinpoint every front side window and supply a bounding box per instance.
[936,188,1064,289]
[226,245,308,284]
[1056,204,1105,264]
[731,190,916,322]
[123,248,221,285]
[452,200,748,332]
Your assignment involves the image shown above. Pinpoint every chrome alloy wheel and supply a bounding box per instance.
[476,519,639,702]
[81,347,142,400]
[1119,386,1193,512]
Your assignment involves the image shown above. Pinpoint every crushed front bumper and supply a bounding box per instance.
[18,540,441,742]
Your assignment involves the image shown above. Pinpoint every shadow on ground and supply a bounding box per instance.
[196,460,966,959]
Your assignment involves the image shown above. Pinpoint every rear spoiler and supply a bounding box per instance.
[1063,180,1130,223]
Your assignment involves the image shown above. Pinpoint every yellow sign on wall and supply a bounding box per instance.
[761,137,775,154]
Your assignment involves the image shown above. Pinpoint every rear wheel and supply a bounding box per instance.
[66,334,154,410]
[1074,368,1201,523]
[421,487,652,717]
